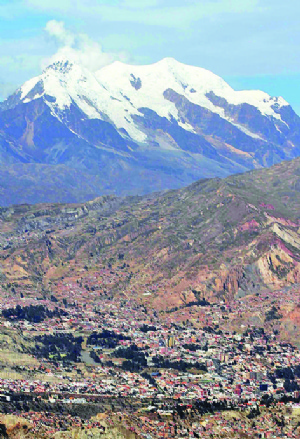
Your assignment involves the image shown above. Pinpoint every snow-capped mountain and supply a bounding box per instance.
[96,58,289,141]
[0,57,300,205]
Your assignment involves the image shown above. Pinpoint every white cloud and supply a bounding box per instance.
[45,20,75,46]
[42,20,128,71]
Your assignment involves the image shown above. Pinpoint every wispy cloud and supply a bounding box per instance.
[43,20,128,71]
[45,20,75,46]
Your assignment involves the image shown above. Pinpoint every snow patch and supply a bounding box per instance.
[178,120,195,133]
[229,120,266,141]
[20,76,41,100]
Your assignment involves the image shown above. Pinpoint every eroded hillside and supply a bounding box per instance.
[1,158,300,312]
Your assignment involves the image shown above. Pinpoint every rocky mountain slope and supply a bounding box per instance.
[1,157,300,310]
[1,58,300,205]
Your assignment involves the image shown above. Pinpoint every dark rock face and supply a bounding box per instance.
[134,107,220,157]
[130,74,142,90]
[164,89,263,153]
[205,91,300,157]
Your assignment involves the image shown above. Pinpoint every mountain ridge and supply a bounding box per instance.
[1,57,300,205]
[3,156,300,349]
[2,157,300,305]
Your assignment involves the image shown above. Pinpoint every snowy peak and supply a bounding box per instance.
[20,60,101,108]
[11,57,290,135]
[11,57,289,120]
[96,58,289,123]
[21,60,83,101]
[93,58,235,137]
[2,56,294,148]
[43,59,75,74]
[96,57,232,102]
[1,57,300,206]
[16,59,119,127]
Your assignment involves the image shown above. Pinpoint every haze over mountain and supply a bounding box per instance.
[1,57,300,206]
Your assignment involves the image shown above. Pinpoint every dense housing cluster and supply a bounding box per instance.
[0,280,300,438]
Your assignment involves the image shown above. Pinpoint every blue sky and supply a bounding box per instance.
[0,0,300,114]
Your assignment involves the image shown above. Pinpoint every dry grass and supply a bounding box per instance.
[0,350,39,367]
